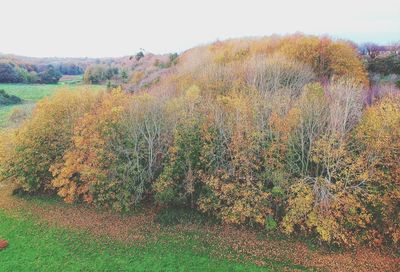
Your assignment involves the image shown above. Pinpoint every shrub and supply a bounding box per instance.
[367,54,400,76]
[0,90,22,105]
[8,106,33,126]
[51,90,168,211]
[278,36,368,85]
[155,207,210,226]
[282,133,372,246]
[282,180,370,246]
[154,118,204,206]
[83,65,107,84]
[0,131,16,183]
[169,53,179,65]
[155,90,275,227]
[154,86,205,207]
[244,55,314,96]
[129,71,145,85]
[354,94,400,247]
[135,51,144,61]
[180,35,368,88]
[265,215,278,232]
[38,66,62,84]
[0,90,97,192]
[198,127,271,226]
[0,63,21,83]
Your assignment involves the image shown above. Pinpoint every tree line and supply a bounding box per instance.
[0,61,85,84]
[0,35,399,249]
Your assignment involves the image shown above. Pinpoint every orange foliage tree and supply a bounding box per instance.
[278,35,368,85]
[51,89,168,211]
[0,90,97,191]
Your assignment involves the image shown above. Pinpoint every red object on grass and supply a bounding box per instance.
[0,240,8,250]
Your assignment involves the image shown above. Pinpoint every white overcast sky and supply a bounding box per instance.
[1,0,399,58]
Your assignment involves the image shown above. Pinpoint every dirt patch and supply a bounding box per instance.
[0,183,399,272]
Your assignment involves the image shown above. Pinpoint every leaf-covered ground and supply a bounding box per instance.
[0,183,399,272]
[0,211,276,272]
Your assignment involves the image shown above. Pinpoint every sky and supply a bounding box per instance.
[1,0,399,58]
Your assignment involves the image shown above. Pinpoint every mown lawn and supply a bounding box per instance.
[0,211,273,272]
[0,83,105,128]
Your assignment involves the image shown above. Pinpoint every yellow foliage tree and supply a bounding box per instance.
[355,94,400,246]
[1,90,97,191]
[52,89,168,211]
[278,35,368,85]
[51,89,132,206]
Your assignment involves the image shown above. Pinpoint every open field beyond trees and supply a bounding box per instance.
[0,83,105,128]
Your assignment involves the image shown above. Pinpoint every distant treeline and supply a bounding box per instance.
[1,42,398,86]
[83,65,125,84]
[0,62,84,84]
[359,43,400,79]
[82,53,179,92]
[366,54,400,76]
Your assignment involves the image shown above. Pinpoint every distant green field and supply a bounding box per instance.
[0,83,105,128]
[59,75,84,85]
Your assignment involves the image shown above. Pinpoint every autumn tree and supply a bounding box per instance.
[51,89,169,211]
[278,36,368,85]
[354,94,400,247]
[0,90,97,191]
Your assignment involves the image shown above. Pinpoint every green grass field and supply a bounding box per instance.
[0,211,271,272]
[0,83,105,128]
[59,75,84,85]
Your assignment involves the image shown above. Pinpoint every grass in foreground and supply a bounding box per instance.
[0,210,276,272]
[0,183,398,272]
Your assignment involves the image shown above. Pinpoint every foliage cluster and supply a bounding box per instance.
[0,90,97,191]
[177,34,368,88]
[367,54,400,76]
[0,62,62,84]
[0,90,22,105]
[1,35,399,249]
[83,65,121,84]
